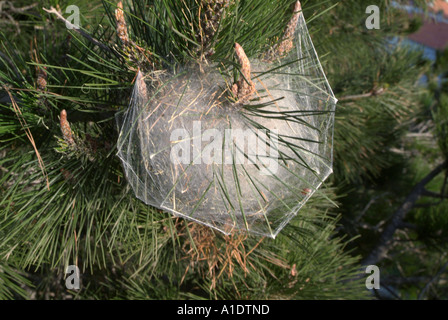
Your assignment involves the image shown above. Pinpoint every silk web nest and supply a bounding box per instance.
[116,2,337,238]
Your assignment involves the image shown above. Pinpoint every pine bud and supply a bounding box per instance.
[265,1,302,61]
[279,1,302,56]
[290,264,297,277]
[37,67,47,91]
[115,1,129,45]
[231,43,255,104]
[197,0,230,57]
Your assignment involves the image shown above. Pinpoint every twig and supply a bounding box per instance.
[405,133,434,138]
[421,189,448,199]
[417,172,448,207]
[382,275,432,286]
[0,1,38,13]
[42,7,112,54]
[362,161,447,266]
[417,261,448,300]
[374,283,402,300]
[0,1,39,34]
[414,202,444,208]
[397,221,417,230]
[338,87,386,102]
[356,192,389,223]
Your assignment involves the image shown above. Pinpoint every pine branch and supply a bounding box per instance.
[397,221,417,230]
[362,161,448,266]
[42,7,112,54]
[417,261,448,300]
[382,275,431,286]
[415,172,448,207]
[0,1,38,13]
[337,87,386,102]
[421,189,448,199]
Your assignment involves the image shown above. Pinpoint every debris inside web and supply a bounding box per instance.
[116,4,337,238]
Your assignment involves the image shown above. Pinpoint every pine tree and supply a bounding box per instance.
[0,0,436,300]
[324,1,448,299]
